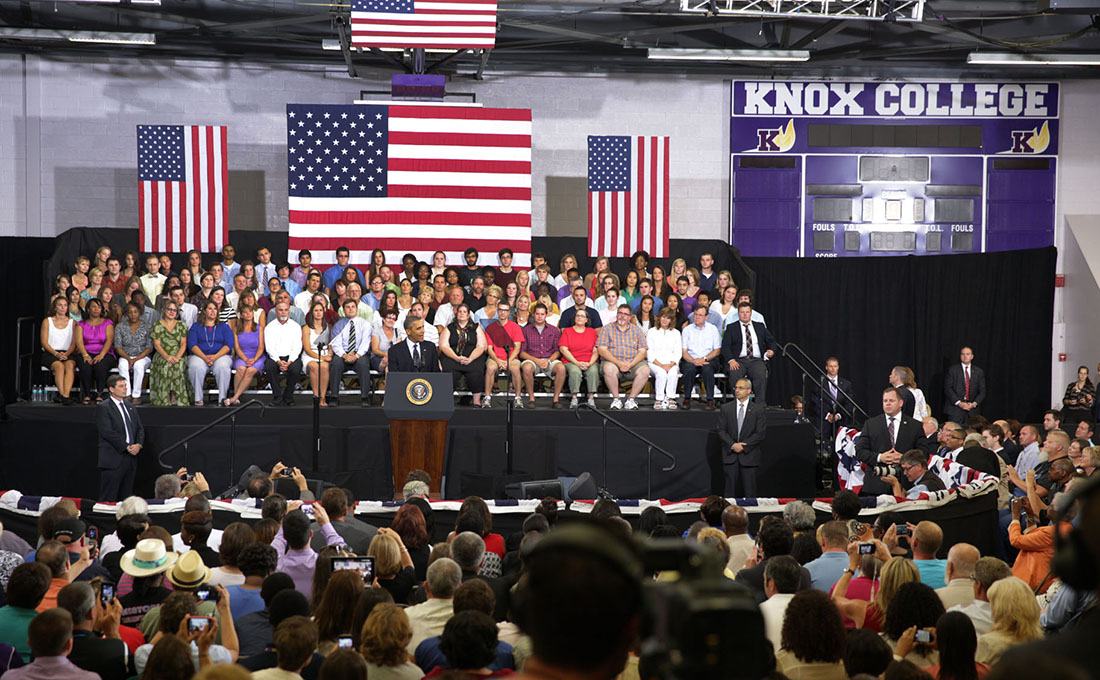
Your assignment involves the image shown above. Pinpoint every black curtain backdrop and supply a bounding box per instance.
[745,247,1056,424]
[1,236,57,410]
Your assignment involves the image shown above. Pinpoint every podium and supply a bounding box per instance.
[383,373,454,498]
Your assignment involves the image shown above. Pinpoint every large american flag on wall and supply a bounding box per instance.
[286,103,531,266]
[587,135,669,258]
[350,0,498,50]
[137,125,228,253]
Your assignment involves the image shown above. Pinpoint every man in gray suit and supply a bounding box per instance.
[717,378,767,497]
[310,487,377,554]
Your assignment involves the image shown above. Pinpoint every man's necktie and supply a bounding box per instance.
[737,402,746,438]
[743,324,753,359]
[964,366,970,401]
[347,321,356,353]
[413,343,422,366]
[829,380,837,402]
[888,417,896,447]
[120,403,133,445]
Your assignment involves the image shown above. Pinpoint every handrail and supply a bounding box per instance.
[781,342,870,425]
[157,399,266,475]
[576,402,676,499]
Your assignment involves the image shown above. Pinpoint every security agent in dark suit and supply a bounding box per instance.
[853,386,931,496]
[388,316,441,372]
[806,356,855,434]
[97,374,144,501]
[721,302,777,405]
[717,378,767,497]
[944,346,986,425]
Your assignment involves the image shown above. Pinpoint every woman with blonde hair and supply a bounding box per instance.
[715,270,735,296]
[710,284,740,335]
[81,267,105,305]
[367,528,417,605]
[975,576,1043,665]
[669,258,688,283]
[833,542,920,632]
[515,268,535,301]
[898,366,931,420]
[554,253,578,290]
[359,603,421,680]
[72,255,92,292]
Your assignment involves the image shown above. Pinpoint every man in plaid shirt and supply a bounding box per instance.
[519,303,566,408]
[597,305,651,410]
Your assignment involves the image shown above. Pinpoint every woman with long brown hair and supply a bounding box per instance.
[302,300,332,406]
[41,296,77,404]
[226,305,265,406]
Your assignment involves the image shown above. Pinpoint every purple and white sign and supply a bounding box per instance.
[729,80,1059,258]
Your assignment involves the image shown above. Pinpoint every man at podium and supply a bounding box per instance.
[388,318,441,373]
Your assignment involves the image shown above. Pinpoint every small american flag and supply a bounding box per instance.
[587,135,669,258]
[286,103,531,267]
[350,0,497,50]
[137,125,228,253]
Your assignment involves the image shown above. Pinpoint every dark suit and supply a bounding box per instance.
[310,517,378,555]
[388,340,441,373]
[957,446,1001,478]
[734,557,811,605]
[944,363,986,424]
[853,412,929,496]
[97,397,144,501]
[893,384,916,420]
[721,320,778,404]
[806,376,855,433]
[999,440,1021,466]
[717,398,767,497]
[70,630,133,680]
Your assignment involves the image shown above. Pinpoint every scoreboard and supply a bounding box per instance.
[729,81,1059,257]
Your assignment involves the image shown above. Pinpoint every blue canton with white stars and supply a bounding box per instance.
[588,135,631,192]
[353,0,415,12]
[138,125,186,182]
[286,104,389,198]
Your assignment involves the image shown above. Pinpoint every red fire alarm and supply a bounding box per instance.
[1056,275,1065,287]
[1059,353,1067,362]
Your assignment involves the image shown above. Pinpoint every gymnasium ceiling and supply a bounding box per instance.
[1,0,1100,78]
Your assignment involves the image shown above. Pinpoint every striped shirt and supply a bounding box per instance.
[597,322,647,363]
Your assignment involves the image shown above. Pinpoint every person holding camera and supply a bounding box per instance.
[133,589,237,674]
[881,450,946,500]
[894,611,987,680]
[56,581,133,680]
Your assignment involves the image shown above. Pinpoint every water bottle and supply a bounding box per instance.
[33,386,41,402]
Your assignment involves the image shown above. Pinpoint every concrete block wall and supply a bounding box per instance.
[0,55,731,241]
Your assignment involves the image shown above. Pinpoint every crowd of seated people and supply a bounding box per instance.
[1,470,1098,680]
[42,245,772,410]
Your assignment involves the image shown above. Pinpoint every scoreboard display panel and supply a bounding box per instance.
[729,81,1058,258]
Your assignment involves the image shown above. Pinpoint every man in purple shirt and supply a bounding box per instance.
[270,504,340,601]
[3,608,99,680]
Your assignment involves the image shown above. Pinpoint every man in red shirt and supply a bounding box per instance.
[482,302,524,409]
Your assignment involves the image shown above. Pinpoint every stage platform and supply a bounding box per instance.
[2,402,817,502]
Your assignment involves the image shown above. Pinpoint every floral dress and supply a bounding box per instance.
[150,321,190,405]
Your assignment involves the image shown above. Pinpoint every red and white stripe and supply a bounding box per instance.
[588,135,669,258]
[351,0,497,50]
[287,105,532,267]
[139,125,227,253]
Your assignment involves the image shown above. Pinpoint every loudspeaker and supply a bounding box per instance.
[568,472,599,501]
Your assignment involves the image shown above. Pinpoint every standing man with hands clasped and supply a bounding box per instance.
[854,387,930,497]
[98,374,145,502]
[944,346,985,425]
[717,378,767,497]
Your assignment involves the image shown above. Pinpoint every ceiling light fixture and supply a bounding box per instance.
[0,27,155,45]
[967,51,1100,66]
[647,48,810,62]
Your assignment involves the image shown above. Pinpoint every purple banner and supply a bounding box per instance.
[733,81,1059,119]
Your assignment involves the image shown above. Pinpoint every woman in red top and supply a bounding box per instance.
[457,496,505,559]
[558,307,599,410]
[833,540,918,633]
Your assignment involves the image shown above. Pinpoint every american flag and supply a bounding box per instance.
[587,135,669,258]
[286,103,531,267]
[350,0,497,50]
[137,125,228,253]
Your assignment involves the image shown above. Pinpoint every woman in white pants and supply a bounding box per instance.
[646,308,682,410]
[114,301,153,402]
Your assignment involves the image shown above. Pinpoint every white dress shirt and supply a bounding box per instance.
[294,290,320,316]
[111,396,132,444]
[1016,442,1041,475]
[645,327,682,364]
[559,295,594,312]
[264,318,303,362]
[433,302,458,329]
[178,302,198,329]
[760,593,795,652]
[681,322,721,359]
[255,262,277,295]
[330,316,372,356]
[739,322,761,359]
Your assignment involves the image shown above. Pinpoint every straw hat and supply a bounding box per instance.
[166,550,211,589]
[120,538,177,577]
